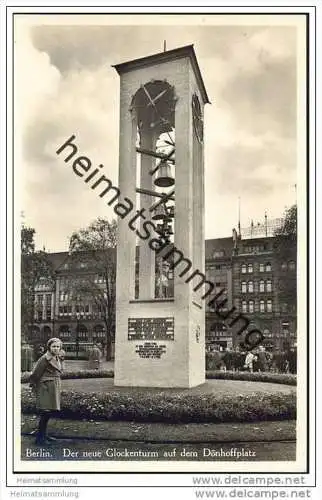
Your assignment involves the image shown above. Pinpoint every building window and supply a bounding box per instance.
[288,260,296,271]
[95,275,106,284]
[267,299,272,313]
[281,262,287,270]
[281,302,288,313]
[248,263,253,273]
[35,310,42,321]
[260,300,265,313]
[243,245,265,254]
[248,300,254,313]
[265,262,271,272]
[35,294,43,305]
[59,325,71,339]
[93,325,105,340]
[241,264,247,274]
[259,263,265,272]
[248,281,254,293]
[59,291,69,302]
[78,324,88,341]
[215,265,222,270]
[241,281,247,293]
[58,305,71,317]
[266,280,272,292]
[45,294,52,320]
[213,250,225,258]
[242,300,247,313]
[259,280,265,292]
[282,322,289,336]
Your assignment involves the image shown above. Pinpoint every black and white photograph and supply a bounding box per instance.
[6,10,312,478]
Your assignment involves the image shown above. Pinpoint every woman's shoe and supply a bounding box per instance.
[34,434,52,445]
[46,435,58,442]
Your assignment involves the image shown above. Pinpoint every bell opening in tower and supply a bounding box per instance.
[131,80,176,301]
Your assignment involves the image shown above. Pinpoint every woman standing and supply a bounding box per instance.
[29,338,63,445]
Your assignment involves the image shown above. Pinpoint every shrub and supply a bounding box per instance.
[64,355,89,361]
[205,352,225,370]
[21,386,296,423]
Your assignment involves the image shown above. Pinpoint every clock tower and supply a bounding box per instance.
[113,45,210,387]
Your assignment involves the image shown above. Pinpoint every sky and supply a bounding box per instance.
[15,15,300,252]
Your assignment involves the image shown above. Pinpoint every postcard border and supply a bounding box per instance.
[6,6,315,484]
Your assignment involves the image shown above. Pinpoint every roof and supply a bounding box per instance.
[205,238,234,260]
[112,44,210,105]
[45,252,69,271]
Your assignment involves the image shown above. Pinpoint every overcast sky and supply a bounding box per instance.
[15,16,300,252]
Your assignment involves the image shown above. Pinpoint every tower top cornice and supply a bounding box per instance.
[112,44,210,105]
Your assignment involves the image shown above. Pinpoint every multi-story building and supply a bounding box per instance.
[231,236,277,349]
[205,231,297,351]
[31,252,113,356]
[28,233,297,354]
[205,238,233,349]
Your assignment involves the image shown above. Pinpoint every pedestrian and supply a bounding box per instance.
[238,349,245,370]
[222,348,234,371]
[29,337,63,445]
[256,346,269,372]
[21,341,33,372]
[244,351,257,373]
[59,347,66,371]
[88,343,102,370]
[35,344,45,361]
[288,348,297,374]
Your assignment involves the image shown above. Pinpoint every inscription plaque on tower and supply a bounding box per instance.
[128,317,174,341]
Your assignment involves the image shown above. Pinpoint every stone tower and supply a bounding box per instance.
[113,45,209,387]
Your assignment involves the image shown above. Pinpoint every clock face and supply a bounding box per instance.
[192,94,203,143]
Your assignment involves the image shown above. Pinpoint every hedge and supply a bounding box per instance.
[21,370,296,386]
[206,371,296,386]
[21,370,114,383]
[21,386,296,423]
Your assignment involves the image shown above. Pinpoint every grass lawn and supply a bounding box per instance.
[60,377,296,396]
[21,414,296,443]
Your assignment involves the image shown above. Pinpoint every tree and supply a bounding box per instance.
[273,204,297,312]
[21,225,54,341]
[68,217,117,360]
[274,204,297,253]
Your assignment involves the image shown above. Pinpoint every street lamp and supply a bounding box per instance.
[75,312,80,360]
[52,315,55,338]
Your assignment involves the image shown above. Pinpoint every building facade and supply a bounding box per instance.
[205,234,297,351]
[30,252,113,356]
[27,234,297,354]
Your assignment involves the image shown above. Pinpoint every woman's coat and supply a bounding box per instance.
[29,352,62,411]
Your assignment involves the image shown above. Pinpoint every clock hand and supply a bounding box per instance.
[142,84,175,147]
[147,88,168,107]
